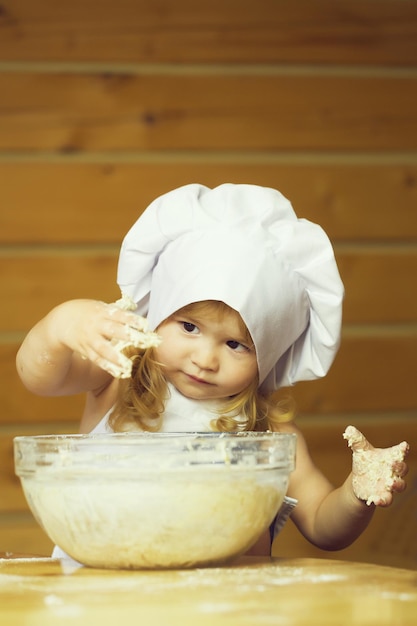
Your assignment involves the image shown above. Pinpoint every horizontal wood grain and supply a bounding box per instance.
[336,248,417,324]
[0,423,78,513]
[1,161,417,244]
[0,514,54,555]
[2,248,417,330]
[292,334,417,414]
[0,434,22,511]
[0,1,416,65]
[3,333,417,424]
[0,250,120,331]
[1,72,416,152]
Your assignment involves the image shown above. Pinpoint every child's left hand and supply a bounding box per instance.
[343,425,409,507]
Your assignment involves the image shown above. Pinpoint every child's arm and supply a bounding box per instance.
[16,299,153,397]
[282,423,409,550]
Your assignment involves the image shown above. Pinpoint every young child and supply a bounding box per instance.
[16,183,409,557]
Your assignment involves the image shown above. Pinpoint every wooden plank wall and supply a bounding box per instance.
[1,1,416,566]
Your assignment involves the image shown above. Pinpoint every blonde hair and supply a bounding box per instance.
[109,300,295,432]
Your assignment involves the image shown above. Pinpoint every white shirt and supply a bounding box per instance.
[91,383,241,434]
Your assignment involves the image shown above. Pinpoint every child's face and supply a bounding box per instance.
[154,307,258,401]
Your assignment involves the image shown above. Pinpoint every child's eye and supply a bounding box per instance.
[227,340,249,353]
[182,322,199,334]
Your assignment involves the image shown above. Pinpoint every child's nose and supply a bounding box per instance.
[191,344,219,371]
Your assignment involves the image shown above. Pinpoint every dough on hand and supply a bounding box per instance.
[109,292,161,379]
[343,425,409,506]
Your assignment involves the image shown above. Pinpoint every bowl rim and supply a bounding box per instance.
[14,431,297,474]
[14,431,296,442]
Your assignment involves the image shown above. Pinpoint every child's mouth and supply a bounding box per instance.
[186,373,211,385]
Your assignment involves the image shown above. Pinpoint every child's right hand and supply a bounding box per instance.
[17,298,160,397]
[52,299,159,378]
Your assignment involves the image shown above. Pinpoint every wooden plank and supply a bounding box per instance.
[0,250,120,331]
[1,161,417,244]
[0,424,78,513]
[0,433,24,512]
[2,248,417,331]
[3,333,417,423]
[292,334,417,414]
[337,248,417,324]
[0,1,416,65]
[0,515,54,556]
[1,72,416,152]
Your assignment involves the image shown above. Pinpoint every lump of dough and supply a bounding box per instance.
[343,425,409,506]
[109,292,161,379]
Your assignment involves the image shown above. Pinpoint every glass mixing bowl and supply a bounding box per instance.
[14,432,296,569]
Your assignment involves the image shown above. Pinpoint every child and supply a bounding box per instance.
[16,183,409,557]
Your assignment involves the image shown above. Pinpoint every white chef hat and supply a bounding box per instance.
[117,183,344,393]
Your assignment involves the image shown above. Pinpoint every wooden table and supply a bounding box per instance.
[0,555,416,625]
